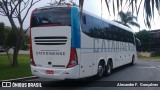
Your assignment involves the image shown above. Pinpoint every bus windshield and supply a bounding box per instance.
[31,7,71,27]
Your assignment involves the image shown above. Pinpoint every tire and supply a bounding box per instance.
[96,61,105,79]
[104,61,112,76]
[130,56,135,65]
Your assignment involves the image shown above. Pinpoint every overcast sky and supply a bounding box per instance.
[0,0,160,32]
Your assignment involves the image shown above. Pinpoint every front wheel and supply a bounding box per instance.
[96,62,105,79]
[130,56,135,65]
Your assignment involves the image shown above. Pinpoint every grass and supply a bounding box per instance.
[0,54,32,80]
[138,56,160,61]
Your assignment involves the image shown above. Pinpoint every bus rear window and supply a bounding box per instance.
[31,8,71,27]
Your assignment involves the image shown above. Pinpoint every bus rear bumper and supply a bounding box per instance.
[31,65,80,80]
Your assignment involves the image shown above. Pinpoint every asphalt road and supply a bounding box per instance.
[0,48,29,54]
[28,60,160,90]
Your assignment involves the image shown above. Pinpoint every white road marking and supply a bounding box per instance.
[136,66,160,71]
[1,76,37,81]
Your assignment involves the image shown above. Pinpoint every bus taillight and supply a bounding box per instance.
[30,9,36,66]
[66,48,78,68]
[30,35,36,66]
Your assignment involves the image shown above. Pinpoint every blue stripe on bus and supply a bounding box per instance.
[71,7,81,48]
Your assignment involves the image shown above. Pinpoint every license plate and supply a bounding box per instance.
[45,70,54,74]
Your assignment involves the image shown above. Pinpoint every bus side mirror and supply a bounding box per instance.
[136,38,141,46]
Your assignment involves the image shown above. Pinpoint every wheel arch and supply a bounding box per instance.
[98,59,106,66]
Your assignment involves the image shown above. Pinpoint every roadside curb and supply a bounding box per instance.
[1,76,38,82]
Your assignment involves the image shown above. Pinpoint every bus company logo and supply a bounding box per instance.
[36,51,65,56]
[2,82,11,87]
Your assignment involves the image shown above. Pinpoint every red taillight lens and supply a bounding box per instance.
[30,55,36,66]
[66,48,78,68]
[30,38,36,66]
[30,30,36,66]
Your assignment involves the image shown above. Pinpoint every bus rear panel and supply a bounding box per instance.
[30,6,80,80]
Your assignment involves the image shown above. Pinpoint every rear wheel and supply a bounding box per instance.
[104,61,112,76]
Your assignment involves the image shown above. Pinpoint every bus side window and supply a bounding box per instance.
[82,15,86,24]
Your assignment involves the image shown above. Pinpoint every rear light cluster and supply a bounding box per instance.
[30,35,36,66]
[66,48,78,68]
[30,9,36,66]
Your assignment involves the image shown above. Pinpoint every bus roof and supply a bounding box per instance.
[36,5,71,10]
[34,5,134,33]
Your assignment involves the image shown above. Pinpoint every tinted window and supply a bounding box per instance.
[81,13,135,44]
[31,8,71,27]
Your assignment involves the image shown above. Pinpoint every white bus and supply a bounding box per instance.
[30,5,137,80]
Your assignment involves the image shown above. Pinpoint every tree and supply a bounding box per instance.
[115,11,140,28]
[56,0,160,28]
[79,0,160,28]
[0,0,40,66]
[136,30,150,51]
[0,22,5,46]
[5,27,16,49]
[0,23,14,64]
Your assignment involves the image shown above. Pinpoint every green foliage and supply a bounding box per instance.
[138,56,160,61]
[0,23,16,49]
[5,30,16,48]
[136,30,150,51]
[154,52,160,56]
[21,34,29,50]
[0,22,29,50]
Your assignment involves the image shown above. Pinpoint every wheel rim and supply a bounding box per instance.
[98,65,104,76]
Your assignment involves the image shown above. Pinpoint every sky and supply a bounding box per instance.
[0,0,160,32]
